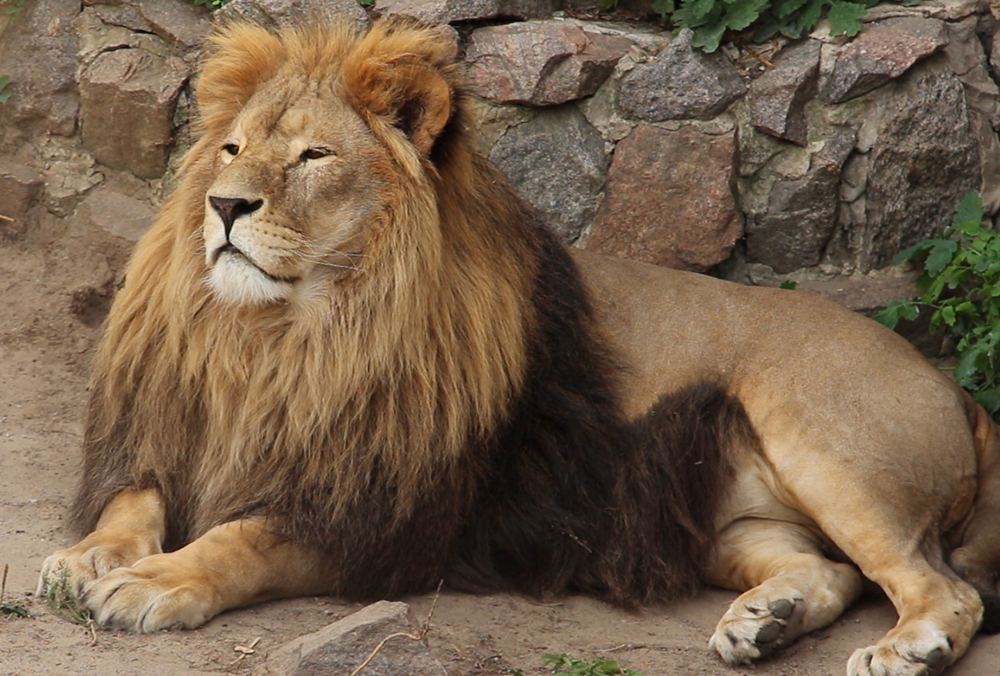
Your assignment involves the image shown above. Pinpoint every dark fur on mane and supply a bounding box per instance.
[445,222,746,605]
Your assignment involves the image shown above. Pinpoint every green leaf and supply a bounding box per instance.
[954,349,982,386]
[974,388,1000,414]
[773,0,811,18]
[891,240,935,265]
[925,239,959,277]
[900,303,920,321]
[955,301,978,315]
[953,191,984,230]
[723,0,765,29]
[779,280,797,290]
[827,0,867,37]
[691,22,727,52]
[873,301,920,330]
[0,603,29,618]
[794,0,828,33]
[688,0,720,20]
[941,305,957,326]
[650,0,675,16]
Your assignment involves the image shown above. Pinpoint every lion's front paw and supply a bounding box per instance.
[847,621,954,676]
[37,534,155,601]
[82,553,222,632]
[709,596,805,664]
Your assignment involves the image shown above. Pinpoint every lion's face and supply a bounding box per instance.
[202,79,392,306]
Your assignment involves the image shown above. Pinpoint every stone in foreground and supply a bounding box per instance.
[268,601,447,676]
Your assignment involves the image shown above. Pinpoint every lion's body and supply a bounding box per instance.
[40,19,1000,676]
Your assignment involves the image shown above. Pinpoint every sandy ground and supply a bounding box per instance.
[2,214,1000,676]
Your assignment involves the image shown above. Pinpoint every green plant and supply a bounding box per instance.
[39,563,95,626]
[1,0,25,17]
[190,0,232,9]
[539,653,646,676]
[874,191,1000,416]
[0,565,29,620]
[601,0,919,52]
[0,75,13,104]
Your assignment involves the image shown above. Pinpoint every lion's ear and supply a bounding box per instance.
[343,25,457,157]
[197,24,285,134]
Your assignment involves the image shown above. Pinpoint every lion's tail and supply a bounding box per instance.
[950,390,1000,634]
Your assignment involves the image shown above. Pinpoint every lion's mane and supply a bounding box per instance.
[72,20,749,604]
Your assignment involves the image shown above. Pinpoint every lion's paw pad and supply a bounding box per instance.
[710,597,804,664]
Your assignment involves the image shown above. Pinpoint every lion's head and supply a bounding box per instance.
[194,21,458,306]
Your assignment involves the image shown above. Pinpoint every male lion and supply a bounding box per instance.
[39,18,1000,676]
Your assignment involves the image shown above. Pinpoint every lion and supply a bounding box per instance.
[37,18,1000,676]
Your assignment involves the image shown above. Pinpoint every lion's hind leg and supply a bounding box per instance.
[844,571,981,676]
[37,488,166,600]
[770,461,984,675]
[707,517,863,665]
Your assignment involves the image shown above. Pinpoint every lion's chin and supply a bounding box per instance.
[207,253,294,306]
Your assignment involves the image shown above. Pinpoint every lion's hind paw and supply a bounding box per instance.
[709,596,805,664]
[847,623,955,676]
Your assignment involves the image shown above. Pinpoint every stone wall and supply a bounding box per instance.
[2,0,999,317]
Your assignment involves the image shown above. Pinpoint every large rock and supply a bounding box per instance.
[76,186,156,243]
[866,59,980,269]
[90,3,155,33]
[216,0,369,30]
[490,108,608,242]
[618,29,746,122]
[585,124,741,271]
[822,17,949,104]
[268,602,447,676]
[747,39,821,146]
[0,159,43,230]
[376,0,557,24]
[129,0,212,48]
[34,136,105,217]
[79,48,190,179]
[0,0,81,141]
[943,16,1000,215]
[746,129,856,273]
[466,22,633,106]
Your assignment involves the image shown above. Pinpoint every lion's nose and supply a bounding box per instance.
[208,196,263,240]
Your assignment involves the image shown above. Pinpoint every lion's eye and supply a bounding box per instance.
[301,146,333,161]
[222,142,240,156]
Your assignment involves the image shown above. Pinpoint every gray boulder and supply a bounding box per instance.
[618,29,746,122]
[490,107,609,242]
[466,21,633,106]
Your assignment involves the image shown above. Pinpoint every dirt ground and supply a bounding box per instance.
[2,214,1000,676]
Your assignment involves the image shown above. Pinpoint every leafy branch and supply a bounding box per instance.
[874,191,1000,416]
[602,0,919,52]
